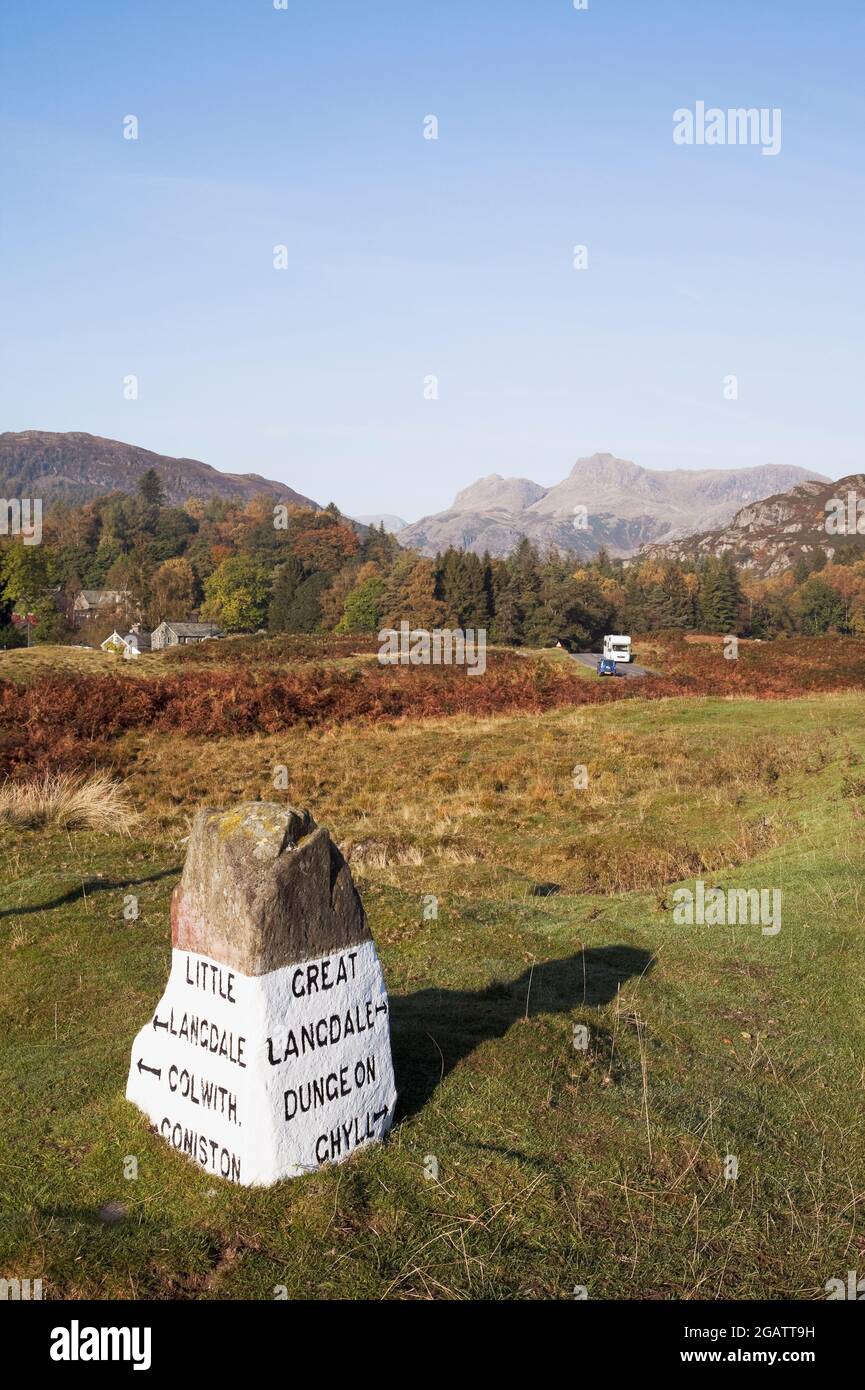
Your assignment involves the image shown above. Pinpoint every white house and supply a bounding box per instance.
[100,630,136,657]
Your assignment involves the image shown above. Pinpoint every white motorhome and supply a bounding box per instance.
[602,634,632,663]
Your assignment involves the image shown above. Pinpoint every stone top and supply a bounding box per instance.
[170,802,372,975]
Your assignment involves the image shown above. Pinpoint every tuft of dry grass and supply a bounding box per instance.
[0,771,138,833]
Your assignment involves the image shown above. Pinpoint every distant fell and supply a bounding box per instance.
[0,431,320,510]
[397,453,829,558]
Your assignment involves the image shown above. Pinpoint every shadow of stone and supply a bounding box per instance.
[0,867,181,920]
[389,944,653,1122]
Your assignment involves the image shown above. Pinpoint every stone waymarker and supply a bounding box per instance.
[126,804,396,1186]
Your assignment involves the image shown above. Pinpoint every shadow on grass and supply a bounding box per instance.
[0,867,181,920]
[390,944,653,1122]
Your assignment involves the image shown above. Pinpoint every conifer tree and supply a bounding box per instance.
[267,556,304,631]
[699,554,743,632]
[622,568,648,633]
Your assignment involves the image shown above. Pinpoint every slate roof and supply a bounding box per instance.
[76,589,129,606]
[161,622,223,637]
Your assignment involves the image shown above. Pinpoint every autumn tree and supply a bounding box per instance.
[797,577,845,634]
[291,517,360,572]
[336,565,385,633]
[0,541,54,609]
[147,557,198,625]
[380,555,449,630]
[202,555,272,631]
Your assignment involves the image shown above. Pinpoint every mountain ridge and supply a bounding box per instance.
[397,453,830,559]
[641,473,865,576]
[0,431,320,511]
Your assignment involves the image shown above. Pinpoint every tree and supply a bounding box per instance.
[525,573,614,650]
[103,551,149,618]
[645,563,694,630]
[833,540,865,567]
[507,539,543,636]
[291,518,360,572]
[818,563,865,631]
[489,578,523,644]
[0,541,53,609]
[281,572,329,632]
[797,577,845,634]
[137,468,166,509]
[434,549,493,629]
[202,555,271,631]
[361,522,400,568]
[337,571,385,632]
[31,592,69,643]
[457,552,490,627]
[793,549,826,585]
[850,595,865,635]
[380,555,448,630]
[0,552,23,646]
[595,546,614,578]
[622,569,648,633]
[699,555,743,633]
[268,556,305,631]
[149,506,197,563]
[148,557,197,625]
[185,533,221,587]
[480,552,496,627]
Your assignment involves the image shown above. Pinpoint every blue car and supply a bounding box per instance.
[597,657,619,676]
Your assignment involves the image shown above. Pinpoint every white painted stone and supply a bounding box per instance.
[126,940,396,1186]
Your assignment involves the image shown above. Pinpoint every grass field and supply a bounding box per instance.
[0,635,381,683]
[2,670,864,1299]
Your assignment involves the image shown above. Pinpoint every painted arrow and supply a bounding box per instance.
[152,1013,168,1031]
[372,1107,389,1124]
[137,1058,162,1079]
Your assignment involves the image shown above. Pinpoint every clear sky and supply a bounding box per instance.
[1,0,862,520]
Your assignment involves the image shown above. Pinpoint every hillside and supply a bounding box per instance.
[3,640,865,1298]
[0,431,320,510]
[641,473,865,576]
[397,454,828,559]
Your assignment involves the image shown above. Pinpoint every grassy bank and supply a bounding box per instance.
[2,692,864,1298]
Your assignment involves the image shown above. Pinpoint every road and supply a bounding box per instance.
[571,652,653,679]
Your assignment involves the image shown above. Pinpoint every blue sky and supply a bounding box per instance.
[1,0,862,519]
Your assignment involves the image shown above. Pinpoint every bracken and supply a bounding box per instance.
[1,635,864,779]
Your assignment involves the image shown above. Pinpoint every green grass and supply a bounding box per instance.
[1,693,864,1299]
